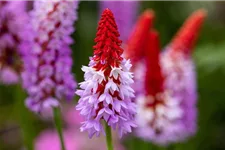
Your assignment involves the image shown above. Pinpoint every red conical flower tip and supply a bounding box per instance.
[93,8,123,72]
[169,9,207,54]
[125,9,155,63]
[145,30,164,96]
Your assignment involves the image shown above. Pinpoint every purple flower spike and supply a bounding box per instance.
[135,31,184,145]
[159,10,206,142]
[76,9,136,138]
[22,1,78,113]
[0,1,29,84]
[135,10,206,145]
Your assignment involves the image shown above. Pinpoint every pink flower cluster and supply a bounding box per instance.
[22,1,78,113]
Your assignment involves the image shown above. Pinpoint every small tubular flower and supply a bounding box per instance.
[136,30,184,145]
[99,1,139,43]
[76,8,136,138]
[124,9,154,64]
[0,1,29,84]
[22,1,78,113]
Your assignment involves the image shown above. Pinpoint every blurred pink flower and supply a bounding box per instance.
[23,0,78,113]
[64,108,84,127]
[35,130,78,150]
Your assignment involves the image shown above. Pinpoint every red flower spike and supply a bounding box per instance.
[169,9,207,55]
[145,30,164,96]
[76,8,136,138]
[93,8,123,72]
[125,9,155,63]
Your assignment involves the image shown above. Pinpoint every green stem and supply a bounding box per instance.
[15,84,34,150]
[104,122,114,150]
[53,107,66,150]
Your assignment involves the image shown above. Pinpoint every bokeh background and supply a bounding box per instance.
[1,1,225,150]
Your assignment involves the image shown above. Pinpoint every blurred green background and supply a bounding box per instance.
[1,1,225,150]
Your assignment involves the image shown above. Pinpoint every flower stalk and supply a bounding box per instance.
[105,122,114,150]
[53,107,65,150]
[15,84,34,150]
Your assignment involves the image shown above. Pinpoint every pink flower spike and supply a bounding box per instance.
[76,8,136,138]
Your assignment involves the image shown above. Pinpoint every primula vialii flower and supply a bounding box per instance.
[136,9,206,145]
[99,1,139,43]
[136,30,184,144]
[0,1,29,84]
[76,8,136,138]
[160,9,207,142]
[22,1,78,113]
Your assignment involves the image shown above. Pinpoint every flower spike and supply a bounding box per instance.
[22,1,78,113]
[136,30,184,145]
[157,10,207,144]
[135,9,206,145]
[169,9,207,55]
[76,8,136,138]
